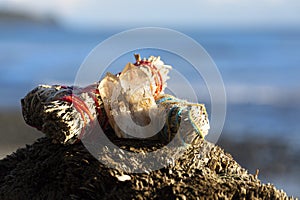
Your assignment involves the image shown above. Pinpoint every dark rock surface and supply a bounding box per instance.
[0,137,296,200]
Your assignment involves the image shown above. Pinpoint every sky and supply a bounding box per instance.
[0,0,300,29]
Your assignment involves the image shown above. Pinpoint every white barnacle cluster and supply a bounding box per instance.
[21,84,99,144]
[99,54,209,142]
[21,54,210,145]
[134,54,172,97]
[155,94,210,144]
[99,55,172,139]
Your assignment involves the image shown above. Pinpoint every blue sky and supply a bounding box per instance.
[0,0,300,29]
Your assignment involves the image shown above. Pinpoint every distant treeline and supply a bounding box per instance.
[0,9,57,25]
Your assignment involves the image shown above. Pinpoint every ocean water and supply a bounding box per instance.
[1,23,299,135]
[0,23,300,196]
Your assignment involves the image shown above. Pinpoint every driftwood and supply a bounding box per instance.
[0,135,295,200]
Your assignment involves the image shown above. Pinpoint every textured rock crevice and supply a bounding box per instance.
[0,137,296,200]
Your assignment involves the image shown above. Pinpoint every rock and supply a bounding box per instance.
[0,136,296,200]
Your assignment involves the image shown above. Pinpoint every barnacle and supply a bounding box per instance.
[156,94,210,144]
[21,54,209,145]
[98,54,171,139]
[21,84,104,144]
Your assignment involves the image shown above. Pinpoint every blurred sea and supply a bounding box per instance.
[0,22,299,197]
[1,23,299,137]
